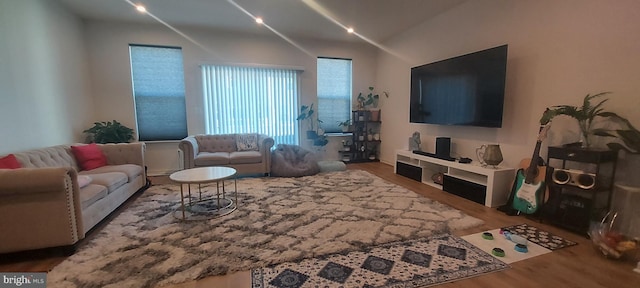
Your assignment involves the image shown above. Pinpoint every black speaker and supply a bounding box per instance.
[436,137,451,158]
[552,193,592,232]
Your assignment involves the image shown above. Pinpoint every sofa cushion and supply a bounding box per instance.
[236,134,259,151]
[194,152,230,166]
[196,135,237,153]
[0,154,21,169]
[71,144,107,171]
[79,184,108,210]
[81,164,143,182]
[229,151,262,164]
[79,172,127,193]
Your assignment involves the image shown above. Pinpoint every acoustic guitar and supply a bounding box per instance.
[511,124,551,214]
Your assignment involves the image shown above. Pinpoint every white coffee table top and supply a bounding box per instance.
[170,167,237,184]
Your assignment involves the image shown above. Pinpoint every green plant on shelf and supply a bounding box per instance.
[541,92,640,152]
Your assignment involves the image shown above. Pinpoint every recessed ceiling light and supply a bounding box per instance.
[347,27,354,34]
[255,17,263,24]
[135,5,146,13]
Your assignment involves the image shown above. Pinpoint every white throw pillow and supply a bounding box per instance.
[77,175,92,188]
[236,134,259,151]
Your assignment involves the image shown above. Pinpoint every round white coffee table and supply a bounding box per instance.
[169,167,237,220]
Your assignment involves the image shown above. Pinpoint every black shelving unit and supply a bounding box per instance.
[340,110,381,163]
[542,146,617,235]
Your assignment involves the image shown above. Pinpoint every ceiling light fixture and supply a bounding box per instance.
[347,27,354,34]
[135,4,146,13]
[255,17,263,24]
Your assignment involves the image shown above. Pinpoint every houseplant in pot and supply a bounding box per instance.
[540,92,633,149]
[297,103,318,139]
[337,119,352,132]
[356,87,388,121]
[83,120,134,143]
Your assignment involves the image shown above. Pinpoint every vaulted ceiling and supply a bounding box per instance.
[58,0,466,42]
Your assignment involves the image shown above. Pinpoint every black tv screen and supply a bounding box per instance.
[410,45,507,128]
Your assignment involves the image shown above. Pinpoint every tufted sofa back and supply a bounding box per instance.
[12,145,80,170]
[195,134,239,153]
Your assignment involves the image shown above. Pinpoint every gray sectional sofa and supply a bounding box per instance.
[0,143,148,254]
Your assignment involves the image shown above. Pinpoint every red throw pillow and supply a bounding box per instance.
[71,143,107,171]
[0,154,21,169]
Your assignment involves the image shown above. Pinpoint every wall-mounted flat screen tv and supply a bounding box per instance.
[410,45,508,128]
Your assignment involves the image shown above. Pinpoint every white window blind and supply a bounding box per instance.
[202,65,300,145]
[317,57,352,133]
[129,45,188,141]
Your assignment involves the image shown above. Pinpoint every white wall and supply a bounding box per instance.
[376,0,640,172]
[0,0,91,155]
[83,21,378,175]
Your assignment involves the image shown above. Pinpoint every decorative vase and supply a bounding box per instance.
[374,133,380,141]
[476,144,503,167]
[367,134,373,141]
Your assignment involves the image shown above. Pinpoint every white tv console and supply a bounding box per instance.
[394,150,515,207]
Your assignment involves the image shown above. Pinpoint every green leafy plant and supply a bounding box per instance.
[356,87,390,109]
[357,87,378,109]
[296,103,316,132]
[337,119,351,127]
[313,134,329,146]
[297,103,326,139]
[541,92,639,152]
[83,120,134,144]
[593,115,640,154]
[337,119,352,132]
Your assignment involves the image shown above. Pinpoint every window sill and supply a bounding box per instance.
[325,132,353,137]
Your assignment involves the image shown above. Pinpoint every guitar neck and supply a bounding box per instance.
[525,141,542,184]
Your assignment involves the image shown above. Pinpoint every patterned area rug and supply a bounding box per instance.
[500,223,577,250]
[252,234,509,288]
[48,170,483,287]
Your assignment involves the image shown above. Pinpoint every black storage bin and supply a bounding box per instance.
[396,162,422,182]
[442,175,487,205]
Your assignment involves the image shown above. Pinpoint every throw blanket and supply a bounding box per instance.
[270,144,319,177]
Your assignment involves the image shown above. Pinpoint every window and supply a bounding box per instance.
[317,57,352,133]
[201,65,300,145]
[129,45,188,141]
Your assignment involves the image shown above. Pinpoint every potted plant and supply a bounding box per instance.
[337,119,352,132]
[83,120,134,143]
[297,103,318,139]
[313,134,329,146]
[356,87,388,121]
[593,115,640,153]
[541,92,640,152]
[540,92,610,148]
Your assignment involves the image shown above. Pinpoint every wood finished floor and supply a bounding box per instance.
[1,162,639,287]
